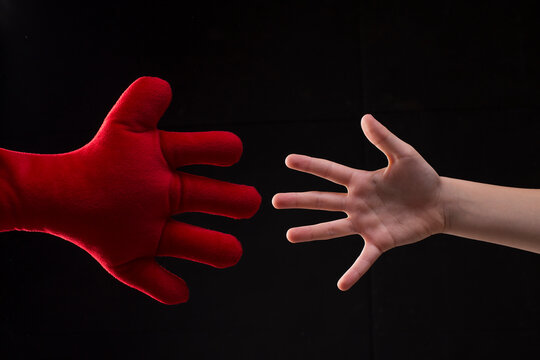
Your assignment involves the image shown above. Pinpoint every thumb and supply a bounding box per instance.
[361,114,413,164]
[104,77,172,132]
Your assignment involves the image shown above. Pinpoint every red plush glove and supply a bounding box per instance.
[0,77,261,304]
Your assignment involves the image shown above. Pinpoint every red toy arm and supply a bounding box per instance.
[0,77,261,304]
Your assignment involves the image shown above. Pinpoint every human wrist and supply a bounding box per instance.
[437,176,462,236]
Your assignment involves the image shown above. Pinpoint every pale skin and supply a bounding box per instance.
[272,114,540,291]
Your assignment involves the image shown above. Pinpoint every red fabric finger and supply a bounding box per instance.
[160,130,243,168]
[109,258,189,305]
[158,220,242,268]
[174,172,261,219]
[103,77,172,132]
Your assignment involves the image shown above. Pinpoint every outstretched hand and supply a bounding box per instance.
[0,77,261,304]
[272,114,445,290]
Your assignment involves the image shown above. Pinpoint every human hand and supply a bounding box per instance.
[0,77,261,304]
[272,114,445,291]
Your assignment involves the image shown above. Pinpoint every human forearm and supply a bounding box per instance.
[440,176,540,253]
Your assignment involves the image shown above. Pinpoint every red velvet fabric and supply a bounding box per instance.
[0,77,261,304]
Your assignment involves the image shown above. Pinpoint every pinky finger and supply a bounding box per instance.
[337,242,383,291]
[110,258,189,305]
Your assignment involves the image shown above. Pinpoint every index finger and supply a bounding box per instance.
[160,130,242,168]
[285,154,355,186]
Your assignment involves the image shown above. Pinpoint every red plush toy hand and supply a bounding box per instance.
[0,77,261,304]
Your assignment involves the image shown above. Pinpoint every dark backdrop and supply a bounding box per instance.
[1,1,539,359]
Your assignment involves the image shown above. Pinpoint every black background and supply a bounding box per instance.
[1,1,540,359]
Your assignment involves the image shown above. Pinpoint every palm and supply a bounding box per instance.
[273,114,444,291]
[47,125,174,265]
[347,152,443,252]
